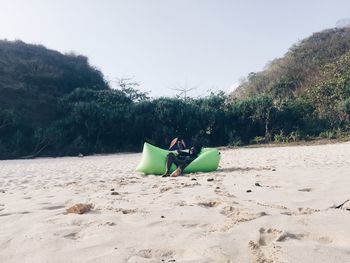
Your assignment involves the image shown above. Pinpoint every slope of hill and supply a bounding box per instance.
[232,27,350,102]
[0,40,108,125]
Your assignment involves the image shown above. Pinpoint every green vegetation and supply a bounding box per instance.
[231,27,350,142]
[233,27,350,101]
[1,27,350,160]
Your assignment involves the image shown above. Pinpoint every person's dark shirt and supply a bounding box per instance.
[176,149,198,163]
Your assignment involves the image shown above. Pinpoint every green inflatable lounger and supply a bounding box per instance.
[135,142,220,175]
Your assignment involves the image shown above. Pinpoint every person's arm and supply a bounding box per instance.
[177,149,191,156]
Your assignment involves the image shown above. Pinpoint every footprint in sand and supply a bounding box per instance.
[39,202,51,205]
[1,211,31,216]
[71,219,83,226]
[0,213,13,217]
[317,236,333,244]
[115,208,138,214]
[216,207,267,232]
[180,182,200,188]
[248,240,274,263]
[175,201,187,207]
[280,211,293,216]
[213,182,236,198]
[127,249,175,263]
[159,187,172,193]
[43,205,66,210]
[258,228,282,246]
[296,207,320,215]
[276,231,304,242]
[180,222,199,228]
[197,200,221,208]
[18,211,31,214]
[256,202,288,210]
[250,228,305,263]
[63,232,80,240]
[259,227,305,244]
[298,188,312,192]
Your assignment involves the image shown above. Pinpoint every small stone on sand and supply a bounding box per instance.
[66,203,92,214]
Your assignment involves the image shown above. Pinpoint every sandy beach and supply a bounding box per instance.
[1,142,350,263]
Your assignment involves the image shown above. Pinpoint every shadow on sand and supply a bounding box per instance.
[216,166,270,173]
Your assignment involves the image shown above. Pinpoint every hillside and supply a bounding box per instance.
[232,27,350,103]
[0,40,108,125]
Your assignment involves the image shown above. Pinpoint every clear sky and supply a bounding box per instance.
[0,0,349,97]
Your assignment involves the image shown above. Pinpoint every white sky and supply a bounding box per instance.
[0,0,349,97]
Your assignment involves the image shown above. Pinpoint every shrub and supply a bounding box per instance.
[289,130,301,142]
[274,131,289,143]
[230,138,244,147]
[251,136,265,144]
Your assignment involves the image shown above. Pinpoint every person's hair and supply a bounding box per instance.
[190,144,202,155]
[193,140,202,150]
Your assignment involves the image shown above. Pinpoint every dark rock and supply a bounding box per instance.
[246,189,252,193]
[207,178,214,182]
[111,192,119,195]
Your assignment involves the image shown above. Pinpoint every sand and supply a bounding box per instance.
[1,142,350,263]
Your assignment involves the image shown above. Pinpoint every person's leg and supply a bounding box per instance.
[170,166,183,177]
[171,162,186,177]
[162,153,176,177]
[171,159,192,177]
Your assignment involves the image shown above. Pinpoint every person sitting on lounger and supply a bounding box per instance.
[162,137,202,177]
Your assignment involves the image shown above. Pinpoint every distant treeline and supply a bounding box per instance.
[0,86,347,159]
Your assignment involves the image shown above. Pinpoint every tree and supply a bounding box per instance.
[117,77,149,102]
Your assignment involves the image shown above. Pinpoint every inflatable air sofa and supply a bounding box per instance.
[135,142,220,175]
